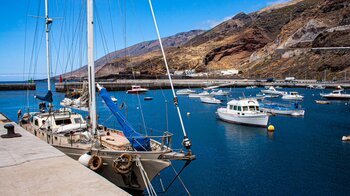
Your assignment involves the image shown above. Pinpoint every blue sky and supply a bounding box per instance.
[0,0,290,81]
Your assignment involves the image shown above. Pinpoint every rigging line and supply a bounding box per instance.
[95,3,112,63]
[107,0,117,52]
[148,0,189,138]
[33,28,46,80]
[28,0,43,81]
[23,0,31,81]
[69,0,86,77]
[63,2,86,75]
[130,0,170,133]
[52,0,70,77]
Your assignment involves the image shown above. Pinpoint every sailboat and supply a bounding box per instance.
[22,0,195,193]
[20,0,86,134]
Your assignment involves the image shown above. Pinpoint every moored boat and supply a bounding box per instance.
[189,91,211,98]
[210,89,229,96]
[200,97,222,104]
[216,99,269,127]
[176,88,195,95]
[282,92,304,100]
[261,86,286,95]
[315,100,330,104]
[126,85,149,94]
[320,89,350,100]
[260,102,305,116]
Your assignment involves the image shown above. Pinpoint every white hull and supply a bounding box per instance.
[261,89,285,95]
[260,108,305,116]
[217,108,269,127]
[176,89,195,95]
[281,96,303,100]
[200,97,221,104]
[320,94,350,100]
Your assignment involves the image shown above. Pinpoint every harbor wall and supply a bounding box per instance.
[55,79,350,92]
[0,83,36,91]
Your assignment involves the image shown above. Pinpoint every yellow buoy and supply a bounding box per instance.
[267,124,275,132]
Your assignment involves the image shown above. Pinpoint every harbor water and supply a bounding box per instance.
[1,81,350,195]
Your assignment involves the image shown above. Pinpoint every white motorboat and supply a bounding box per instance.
[210,89,229,96]
[256,93,279,98]
[176,89,195,95]
[200,97,222,104]
[126,85,149,94]
[307,85,315,89]
[260,102,305,116]
[246,86,257,89]
[189,91,211,98]
[217,99,269,127]
[282,92,304,100]
[315,85,325,89]
[320,89,350,100]
[261,86,286,95]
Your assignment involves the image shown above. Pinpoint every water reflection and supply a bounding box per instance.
[220,121,266,143]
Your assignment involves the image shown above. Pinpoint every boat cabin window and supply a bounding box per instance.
[74,118,82,124]
[249,106,255,111]
[34,119,39,126]
[237,106,242,111]
[229,105,234,110]
[55,119,72,126]
[233,105,237,111]
[256,106,260,111]
[243,106,248,111]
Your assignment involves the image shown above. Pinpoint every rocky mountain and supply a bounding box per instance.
[65,30,204,78]
[68,0,350,81]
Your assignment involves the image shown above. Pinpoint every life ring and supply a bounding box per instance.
[113,153,133,174]
[88,155,103,171]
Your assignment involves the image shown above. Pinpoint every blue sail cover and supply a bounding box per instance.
[100,88,151,151]
[35,90,53,103]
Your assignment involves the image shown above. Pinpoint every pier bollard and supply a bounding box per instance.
[1,124,22,138]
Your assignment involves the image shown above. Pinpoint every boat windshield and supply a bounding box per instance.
[249,106,255,111]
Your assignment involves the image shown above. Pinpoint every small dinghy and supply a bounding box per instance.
[315,100,330,104]
[144,97,153,101]
[342,136,350,141]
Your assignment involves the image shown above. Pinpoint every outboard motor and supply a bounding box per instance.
[39,102,47,113]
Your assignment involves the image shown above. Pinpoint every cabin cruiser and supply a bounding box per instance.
[126,85,149,94]
[256,93,279,98]
[189,91,211,98]
[259,102,305,116]
[216,99,269,127]
[176,89,195,95]
[320,89,350,100]
[282,92,304,100]
[200,97,222,104]
[315,85,325,89]
[261,86,286,95]
[210,89,229,96]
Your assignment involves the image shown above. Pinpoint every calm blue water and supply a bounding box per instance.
[1,82,350,195]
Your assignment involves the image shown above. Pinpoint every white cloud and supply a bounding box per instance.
[266,0,291,6]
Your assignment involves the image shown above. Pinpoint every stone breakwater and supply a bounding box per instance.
[55,79,350,92]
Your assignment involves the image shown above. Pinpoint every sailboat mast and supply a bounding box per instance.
[45,0,52,91]
[87,0,97,133]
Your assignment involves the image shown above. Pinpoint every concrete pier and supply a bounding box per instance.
[55,79,350,92]
[0,113,128,196]
[0,83,36,91]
